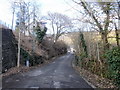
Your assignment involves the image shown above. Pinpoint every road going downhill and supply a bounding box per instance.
[3,53,93,88]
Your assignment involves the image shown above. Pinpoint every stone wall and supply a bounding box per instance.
[2,28,17,73]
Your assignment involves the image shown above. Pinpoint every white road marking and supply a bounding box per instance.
[16,80,20,82]
[53,62,55,63]
[69,75,73,78]
[5,81,9,83]
[29,86,39,88]
[28,70,42,76]
[54,70,57,73]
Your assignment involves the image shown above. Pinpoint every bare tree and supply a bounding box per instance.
[111,1,120,46]
[10,0,41,67]
[47,12,73,42]
[10,0,41,36]
[72,0,114,50]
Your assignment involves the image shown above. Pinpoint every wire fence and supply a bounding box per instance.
[0,20,12,29]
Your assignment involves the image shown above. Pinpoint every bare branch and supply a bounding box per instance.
[47,12,72,42]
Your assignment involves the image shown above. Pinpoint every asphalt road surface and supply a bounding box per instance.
[3,53,93,89]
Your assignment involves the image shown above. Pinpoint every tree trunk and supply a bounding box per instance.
[54,36,58,43]
[114,23,120,47]
[79,32,88,57]
[101,33,109,51]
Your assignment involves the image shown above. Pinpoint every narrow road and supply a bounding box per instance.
[3,53,93,88]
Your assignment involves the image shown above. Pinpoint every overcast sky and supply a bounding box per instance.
[0,0,80,34]
[0,0,116,25]
[0,0,76,26]
[0,0,115,33]
[0,0,12,26]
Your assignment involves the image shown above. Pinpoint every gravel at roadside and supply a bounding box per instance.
[2,57,57,77]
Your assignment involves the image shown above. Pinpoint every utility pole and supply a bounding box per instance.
[11,6,15,30]
[32,6,36,54]
[17,24,21,67]
[27,2,30,36]
[15,0,24,67]
[17,1,22,67]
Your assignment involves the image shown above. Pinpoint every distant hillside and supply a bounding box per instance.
[13,30,67,60]
[59,30,119,50]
